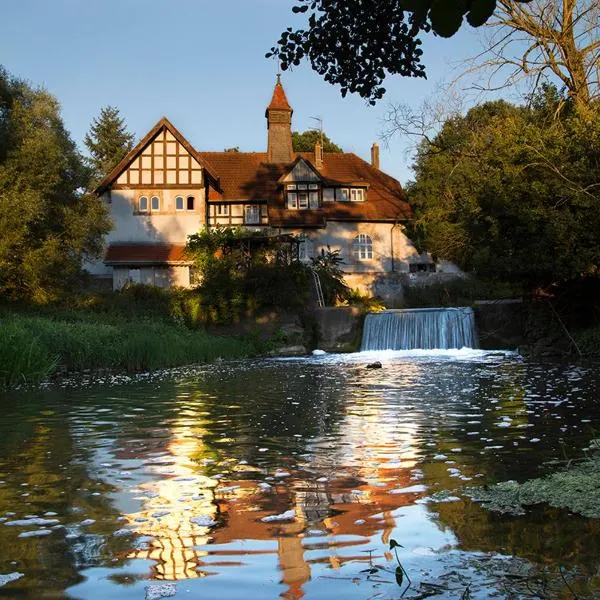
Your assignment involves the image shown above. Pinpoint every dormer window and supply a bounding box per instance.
[350,188,365,202]
[338,188,349,202]
[287,183,320,210]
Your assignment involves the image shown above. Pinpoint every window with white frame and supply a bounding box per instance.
[353,234,373,260]
[151,195,160,211]
[350,188,365,202]
[139,196,148,212]
[175,196,184,211]
[216,203,229,216]
[287,183,320,210]
[338,188,349,201]
[245,205,261,224]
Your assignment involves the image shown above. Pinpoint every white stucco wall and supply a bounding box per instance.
[285,221,420,274]
[105,189,205,244]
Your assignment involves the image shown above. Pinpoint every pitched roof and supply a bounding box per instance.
[197,151,411,225]
[105,244,190,265]
[95,117,219,194]
[267,79,292,112]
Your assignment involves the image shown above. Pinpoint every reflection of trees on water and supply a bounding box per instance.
[0,393,133,597]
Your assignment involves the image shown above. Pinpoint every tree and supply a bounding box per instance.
[292,129,343,152]
[462,0,599,111]
[0,67,111,302]
[267,0,529,104]
[84,106,134,185]
[406,90,600,289]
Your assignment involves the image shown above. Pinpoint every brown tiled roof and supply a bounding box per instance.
[197,151,411,226]
[105,244,190,265]
[267,81,292,111]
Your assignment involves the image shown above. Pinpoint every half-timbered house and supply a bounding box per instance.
[91,78,442,292]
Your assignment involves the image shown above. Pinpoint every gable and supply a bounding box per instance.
[116,128,203,186]
[281,158,322,183]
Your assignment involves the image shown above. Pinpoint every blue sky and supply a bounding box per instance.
[1,0,491,184]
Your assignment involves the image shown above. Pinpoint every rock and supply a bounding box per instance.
[270,345,307,356]
[366,361,382,369]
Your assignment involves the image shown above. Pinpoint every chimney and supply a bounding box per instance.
[314,141,323,169]
[266,76,294,163]
[371,142,380,169]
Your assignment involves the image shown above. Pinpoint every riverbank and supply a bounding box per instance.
[0,313,265,389]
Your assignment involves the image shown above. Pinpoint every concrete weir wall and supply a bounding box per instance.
[473,299,525,350]
[313,307,363,352]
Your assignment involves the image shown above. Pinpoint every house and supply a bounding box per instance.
[91,78,445,294]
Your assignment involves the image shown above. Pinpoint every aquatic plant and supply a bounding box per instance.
[464,453,600,518]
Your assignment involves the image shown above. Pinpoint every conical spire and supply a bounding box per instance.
[267,75,292,112]
[266,77,293,163]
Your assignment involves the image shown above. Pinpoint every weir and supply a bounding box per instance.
[361,307,478,351]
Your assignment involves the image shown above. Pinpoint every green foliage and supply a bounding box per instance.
[464,453,600,518]
[310,246,350,305]
[186,228,313,323]
[0,66,110,303]
[0,311,261,387]
[407,89,600,289]
[403,277,522,308]
[292,129,342,152]
[84,105,134,185]
[344,288,386,312]
[268,0,520,103]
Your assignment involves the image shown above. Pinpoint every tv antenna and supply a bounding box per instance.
[309,116,323,146]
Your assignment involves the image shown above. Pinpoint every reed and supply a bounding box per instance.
[0,314,259,387]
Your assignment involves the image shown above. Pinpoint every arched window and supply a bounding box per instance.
[151,196,160,211]
[139,196,148,212]
[175,196,184,211]
[186,196,195,210]
[353,234,373,260]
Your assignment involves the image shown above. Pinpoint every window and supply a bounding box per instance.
[338,188,349,201]
[287,191,298,209]
[309,191,319,209]
[245,205,261,224]
[409,263,436,273]
[298,191,309,210]
[350,188,365,202]
[353,234,373,260]
[139,196,148,212]
[216,204,229,216]
[187,196,195,210]
[175,196,184,211]
[151,196,160,211]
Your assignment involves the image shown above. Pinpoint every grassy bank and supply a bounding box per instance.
[0,313,262,388]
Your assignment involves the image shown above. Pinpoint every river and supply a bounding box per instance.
[0,350,599,598]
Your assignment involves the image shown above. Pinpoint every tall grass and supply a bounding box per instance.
[0,314,261,388]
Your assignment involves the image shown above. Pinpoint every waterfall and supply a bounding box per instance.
[361,308,478,351]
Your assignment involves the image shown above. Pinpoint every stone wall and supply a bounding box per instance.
[312,307,363,352]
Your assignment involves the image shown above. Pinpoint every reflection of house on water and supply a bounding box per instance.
[117,387,425,597]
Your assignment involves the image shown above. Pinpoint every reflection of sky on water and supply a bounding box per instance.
[0,352,599,598]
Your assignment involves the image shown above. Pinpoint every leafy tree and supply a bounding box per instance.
[267,0,532,104]
[292,129,342,153]
[0,67,110,302]
[84,106,134,185]
[406,90,600,289]
[310,246,350,304]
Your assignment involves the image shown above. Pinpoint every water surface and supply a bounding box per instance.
[1,351,599,598]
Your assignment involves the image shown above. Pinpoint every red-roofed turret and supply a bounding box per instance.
[266,75,294,163]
